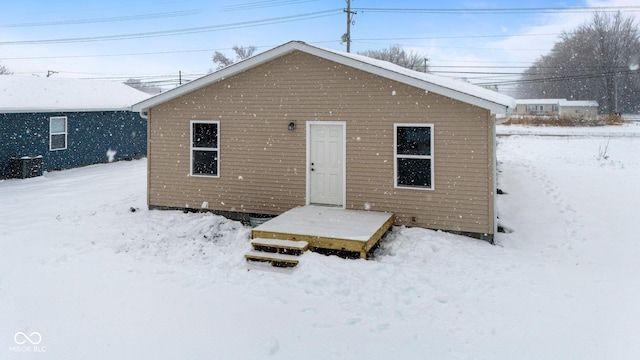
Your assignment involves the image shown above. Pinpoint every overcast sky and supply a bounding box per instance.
[2,0,639,93]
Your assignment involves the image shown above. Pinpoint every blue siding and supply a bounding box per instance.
[1,111,146,178]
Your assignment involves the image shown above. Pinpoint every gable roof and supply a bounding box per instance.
[0,76,151,113]
[133,41,515,116]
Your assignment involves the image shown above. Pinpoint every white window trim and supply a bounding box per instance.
[49,116,68,151]
[394,123,434,190]
[190,120,220,178]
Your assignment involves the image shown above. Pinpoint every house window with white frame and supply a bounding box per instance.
[394,124,433,189]
[191,121,219,177]
[50,116,67,151]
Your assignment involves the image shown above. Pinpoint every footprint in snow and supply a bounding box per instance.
[272,297,288,305]
[312,322,332,329]
[372,323,390,333]
[265,337,279,356]
[345,317,362,325]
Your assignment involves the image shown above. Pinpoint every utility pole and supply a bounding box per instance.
[343,0,357,53]
[614,74,619,114]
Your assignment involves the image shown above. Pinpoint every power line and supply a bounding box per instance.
[0,9,343,45]
[0,31,562,60]
[0,10,203,28]
[475,68,639,87]
[1,47,256,60]
[220,0,320,12]
[353,33,560,42]
[352,6,640,14]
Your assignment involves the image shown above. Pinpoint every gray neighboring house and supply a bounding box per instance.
[1,76,150,179]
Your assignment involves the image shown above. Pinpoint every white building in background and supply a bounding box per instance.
[514,99,599,119]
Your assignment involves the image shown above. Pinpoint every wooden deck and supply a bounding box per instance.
[251,206,395,259]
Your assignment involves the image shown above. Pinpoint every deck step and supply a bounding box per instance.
[245,251,300,268]
[251,238,309,255]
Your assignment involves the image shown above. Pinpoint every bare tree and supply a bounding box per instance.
[211,45,257,71]
[518,12,640,113]
[124,78,162,95]
[358,45,429,72]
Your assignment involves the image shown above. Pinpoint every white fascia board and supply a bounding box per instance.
[132,41,514,116]
[298,44,513,115]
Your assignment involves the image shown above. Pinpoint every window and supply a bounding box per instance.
[394,124,433,189]
[526,105,537,113]
[191,121,219,177]
[50,116,67,151]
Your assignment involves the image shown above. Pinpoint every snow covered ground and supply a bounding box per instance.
[497,122,640,137]
[1,124,639,359]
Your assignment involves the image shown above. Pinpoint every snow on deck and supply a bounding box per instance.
[253,206,394,242]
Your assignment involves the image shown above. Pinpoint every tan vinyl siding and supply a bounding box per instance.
[147,51,495,235]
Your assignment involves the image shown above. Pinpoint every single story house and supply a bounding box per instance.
[514,98,599,119]
[132,41,515,241]
[1,76,150,179]
[558,100,599,119]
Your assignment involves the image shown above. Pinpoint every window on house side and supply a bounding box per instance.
[191,121,219,177]
[394,124,433,189]
[50,116,67,151]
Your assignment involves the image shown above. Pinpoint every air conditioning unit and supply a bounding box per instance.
[9,156,43,179]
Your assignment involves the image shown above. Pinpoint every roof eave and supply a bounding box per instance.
[0,107,134,114]
[132,41,514,116]
[296,43,514,115]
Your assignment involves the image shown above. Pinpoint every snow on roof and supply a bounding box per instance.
[515,99,599,107]
[559,100,599,107]
[312,43,516,113]
[515,99,562,105]
[0,76,151,113]
[133,41,515,116]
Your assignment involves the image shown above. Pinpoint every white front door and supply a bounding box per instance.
[308,122,344,206]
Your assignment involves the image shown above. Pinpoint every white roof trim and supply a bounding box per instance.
[0,107,133,114]
[133,41,514,115]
